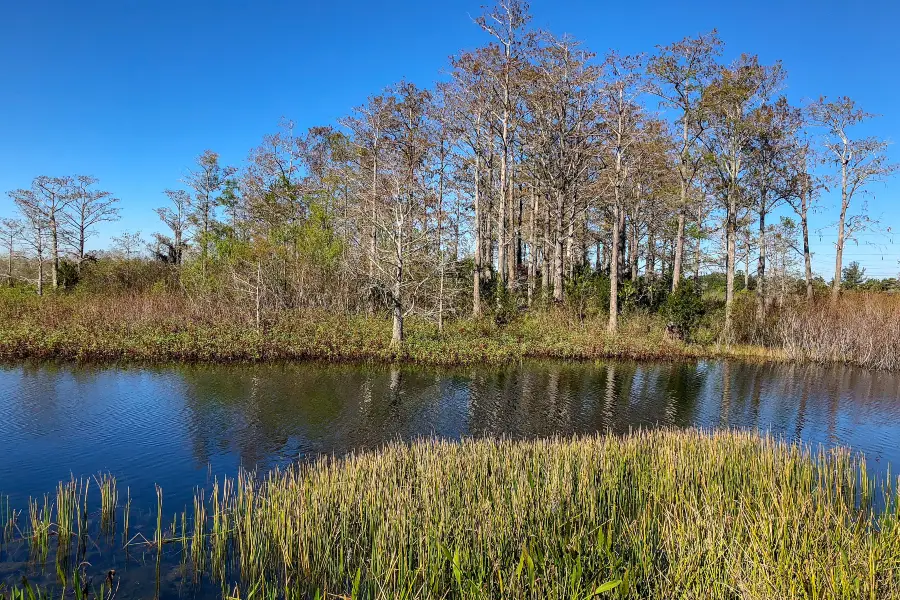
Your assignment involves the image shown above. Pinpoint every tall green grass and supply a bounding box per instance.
[4,430,899,599]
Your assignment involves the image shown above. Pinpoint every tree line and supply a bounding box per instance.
[3,0,897,345]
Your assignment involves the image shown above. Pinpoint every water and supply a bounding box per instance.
[1,358,899,596]
[3,359,899,508]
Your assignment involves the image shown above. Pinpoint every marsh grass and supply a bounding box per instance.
[0,291,776,367]
[4,430,900,599]
[772,292,900,370]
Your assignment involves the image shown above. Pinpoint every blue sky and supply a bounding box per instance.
[1,0,898,278]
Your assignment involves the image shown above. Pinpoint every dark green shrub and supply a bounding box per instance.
[662,279,705,341]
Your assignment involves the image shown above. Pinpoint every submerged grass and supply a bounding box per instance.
[3,430,900,598]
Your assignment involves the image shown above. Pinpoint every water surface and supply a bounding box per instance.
[2,358,899,511]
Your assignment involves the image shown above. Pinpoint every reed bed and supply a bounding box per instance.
[773,292,900,370]
[4,430,899,599]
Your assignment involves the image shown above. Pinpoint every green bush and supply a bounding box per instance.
[662,279,705,341]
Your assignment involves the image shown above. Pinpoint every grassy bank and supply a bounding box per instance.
[3,288,897,369]
[3,430,900,599]
[0,289,777,365]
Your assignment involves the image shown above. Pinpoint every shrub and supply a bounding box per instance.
[662,279,705,341]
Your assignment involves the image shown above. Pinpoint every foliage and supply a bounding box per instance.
[841,260,866,290]
[662,279,705,340]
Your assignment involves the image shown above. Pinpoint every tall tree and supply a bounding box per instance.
[360,82,434,346]
[746,97,802,318]
[154,190,191,266]
[8,189,49,295]
[184,150,236,277]
[648,31,722,291]
[62,175,121,271]
[701,55,782,337]
[447,48,492,316]
[807,96,899,299]
[476,0,531,288]
[0,218,23,287]
[600,52,644,332]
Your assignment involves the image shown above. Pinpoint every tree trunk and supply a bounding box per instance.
[498,139,508,286]
[617,209,626,284]
[724,188,737,339]
[437,153,445,334]
[832,159,849,300]
[552,189,564,302]
[50,216,59,289]
[392,249,403,347]
[527,186,538,306]
[506,166,517,288]
[472,153,482,318]
[744,236,750,290]
[672,208,685,291]
[756,193,767,320]
[801,176,813,301]
[629,216,639,283]
[608,199,620,333]
[6,244,12,287]
[542,193,551,298]
[369,147,378,315]
[672,117,690,291]
[694,203,703,281]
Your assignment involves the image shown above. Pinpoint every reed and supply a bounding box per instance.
[121,488,130,548]
[772,292,900,370]
[4,430,900,598]
[0,290,782,368]
[93,474,117,535]
[27,496,50,563]
[0,496,17,545]
[145,432,900,598]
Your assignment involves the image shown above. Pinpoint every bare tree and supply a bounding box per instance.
[14,176,72,290]
[111,230,144,259]
[8,189,49,295]
[0,218,23,287]
[357,83,435,346]
[807,96,899,299]
[343,94,397,312]
[476,0,531,288]
[184,150,236,277]
[648,31,722,291]
[600,52,644,333]
[701,55,782,337]
[447,49,492,317]
[154,190,191,265]
[62,175,121,270]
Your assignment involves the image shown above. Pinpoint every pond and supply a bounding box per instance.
[1,358,899,596]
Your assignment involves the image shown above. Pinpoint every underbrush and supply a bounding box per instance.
[3,288,898,369]
[0,290,728,364]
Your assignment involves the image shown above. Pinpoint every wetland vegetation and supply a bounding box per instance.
[3,431,900,600]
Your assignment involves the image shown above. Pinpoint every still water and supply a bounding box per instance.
[2,358,900,597]
[2,358,899,511]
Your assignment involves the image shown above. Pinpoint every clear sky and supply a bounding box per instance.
[1,0,898,278]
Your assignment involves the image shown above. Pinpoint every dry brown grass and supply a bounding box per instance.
[772,292,900,370]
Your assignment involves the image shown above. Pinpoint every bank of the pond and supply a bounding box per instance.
[0,306,780,366]
[2,430,898,599]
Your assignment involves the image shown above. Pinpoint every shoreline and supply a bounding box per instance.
[0,321,786,367]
